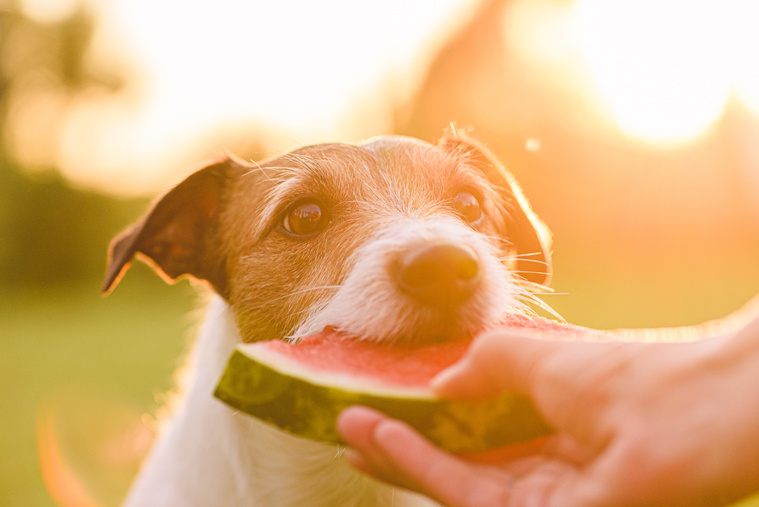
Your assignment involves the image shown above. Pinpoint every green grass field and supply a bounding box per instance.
[3,256,758,506]
[1,267,200,507]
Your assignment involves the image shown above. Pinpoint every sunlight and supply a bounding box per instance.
[502,0,577,69]
[56,0,477,194]
[35,389,155,506]
[730,1,759,118]
[20,0,81,23]
[14,0,759,193]
[571,0,732,146]
[37,406,102,507]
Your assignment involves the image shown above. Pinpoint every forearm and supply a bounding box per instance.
[605,294,759,344]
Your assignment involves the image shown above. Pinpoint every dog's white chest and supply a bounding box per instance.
[123,298,436,507]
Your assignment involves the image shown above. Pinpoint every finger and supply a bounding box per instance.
[432,330,645,449]
[340,407,517,506]
[337,405,384,450]
[338,407,420,486]
[338,408,609,507]
[370,417,516,507]
[431,330,575,400]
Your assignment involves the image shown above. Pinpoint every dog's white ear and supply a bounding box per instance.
[439,132,552,286]
[102,157,247,297]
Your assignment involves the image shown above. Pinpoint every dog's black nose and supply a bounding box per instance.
[395,243,481,307]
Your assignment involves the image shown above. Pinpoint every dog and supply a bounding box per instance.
[103,131,552,506]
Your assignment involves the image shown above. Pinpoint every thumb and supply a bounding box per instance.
[431,329,572,401]
[432,328,644,445]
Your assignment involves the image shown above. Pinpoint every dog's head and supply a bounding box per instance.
[103,132,551,344]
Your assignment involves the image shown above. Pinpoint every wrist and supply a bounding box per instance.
[715,315,759,365]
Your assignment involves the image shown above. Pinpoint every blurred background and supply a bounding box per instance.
[2,0,758,505]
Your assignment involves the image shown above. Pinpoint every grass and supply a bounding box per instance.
[1,267,200,507]
[2,256,759,506]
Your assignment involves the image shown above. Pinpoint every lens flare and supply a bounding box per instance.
[572,0,732,145]
[37,405,102,507]
[730,0,759,117]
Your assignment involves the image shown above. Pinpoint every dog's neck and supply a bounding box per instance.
[123,296,435,507]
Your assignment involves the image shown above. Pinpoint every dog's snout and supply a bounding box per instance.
[395,243,482,307]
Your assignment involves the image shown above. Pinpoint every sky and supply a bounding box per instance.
[12,0,759,195]
[17,0,480,193]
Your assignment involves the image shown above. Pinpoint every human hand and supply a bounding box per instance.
[337,317,759,507]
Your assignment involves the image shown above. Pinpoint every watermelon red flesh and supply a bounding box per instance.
[257,331,472,390]
[213,314,591,452]
[255,314,583,391]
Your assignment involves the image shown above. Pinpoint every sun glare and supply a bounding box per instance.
[20,0,81,24]
[54,0,477,194]
[37,406,102,507]
[571,0,735,146]
[729,1,759,118]
[11,0,759,193]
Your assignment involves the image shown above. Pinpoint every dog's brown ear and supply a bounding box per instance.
[102,157,248,297]
[439,132,552,286]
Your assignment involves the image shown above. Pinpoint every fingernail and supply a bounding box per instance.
[373,418,419,456]
[430,362,467,393]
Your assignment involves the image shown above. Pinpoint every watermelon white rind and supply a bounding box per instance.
[214,335,553,453]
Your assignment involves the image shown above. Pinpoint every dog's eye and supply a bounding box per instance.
[282,200,328,237]
[453,190,482,223]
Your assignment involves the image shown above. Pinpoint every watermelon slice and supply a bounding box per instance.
[214,315,584,452]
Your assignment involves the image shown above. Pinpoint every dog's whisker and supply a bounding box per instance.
[510,255,551,264]
[513,251,545,257]
[242,159,277,183]
[516,282,566,297]
[288,303,327,320]
[513,269,553,277]
[267,285,342,304]
[521,290,568,297]
[500,258,552,271]
[512,270,551,284]
[514,278,553,294]
[478,231,512,242]
[514,287,565,321]
[283,298,337,343]
[497,251,550,261]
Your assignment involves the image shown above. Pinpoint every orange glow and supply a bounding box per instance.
[20,0,81,23]
[34,391,155,506]
[37,406,101,507]
[502,0,577,69]
[571,0,733,146]
[11,0,759,194]
[54,0,478,194]
[731,1,759,117]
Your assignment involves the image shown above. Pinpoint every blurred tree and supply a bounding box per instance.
[394,0,759,327]
[0,2,144,286]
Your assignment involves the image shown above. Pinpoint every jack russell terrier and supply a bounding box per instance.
[103,131,552,506]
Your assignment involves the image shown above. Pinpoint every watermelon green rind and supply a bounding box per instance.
[214,347,553,453]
